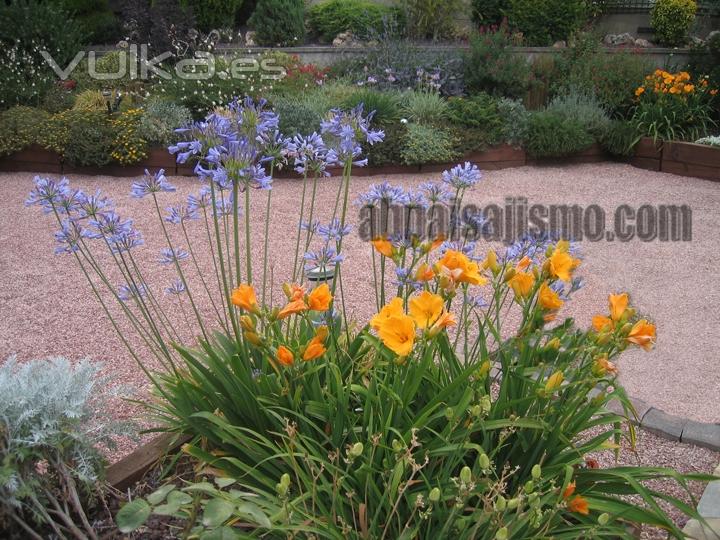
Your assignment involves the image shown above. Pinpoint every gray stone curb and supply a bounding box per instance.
[682,463,720,539]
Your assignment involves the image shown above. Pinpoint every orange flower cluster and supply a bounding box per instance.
[592,293,656,351]
[635,69,717,98]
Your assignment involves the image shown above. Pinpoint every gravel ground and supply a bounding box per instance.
[0,163,718,529]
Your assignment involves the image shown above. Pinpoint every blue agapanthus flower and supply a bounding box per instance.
[130,169,176,198]
[304,246,344,271]
[77,189,112,218]
[165,205,199,224]
[54,219,89,255]
[317,218,352,242]
[287,132,329,176]
[504,232,581,265]
[86,212,134,241]
[419,182,452,205]
[165,279,186,296]
[442,162,482,189]
[110,230,145,254]
[356,182,408,207]
[187,187,212,212]
[25,176,71,213]
[118,283,148,302]
[321,104,384,168]
[159,247,190,265]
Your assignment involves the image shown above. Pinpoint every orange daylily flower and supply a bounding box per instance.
[592,315,613,332]
[626,319,656,351]
[287,283,306,301]
[372,236,394,258]
[481,249,499,273]
[308,283,332,311]
[437,249,487,286]
[516,255,532,271]
[538,282,564,311]
[276,345,294,367]
[429,311,456,337]
[509,272,535,298]
[548,249,580,282]
[277,299,308,319]
[408,290,444,329]
[592,355,618,377]
[567,495,589,515]
[609,293,628,321]
[370,297,404,331]
[378,314,416,356]
[231,284,258,312]
[414,262,435,282]
[562,481,576,499]
[303,326,328,361]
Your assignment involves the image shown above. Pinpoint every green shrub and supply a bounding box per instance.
[249,0,305,46]
[308,0,404,42]
[471,0,507,26]
[272,92,335,136]
[342,89,403,125]
[0,106,49,156]
[180,0,243,31]
[401,90,449,125]
[447,94,506,148]
[0,357,130,538]
[506,0,588,46]
[73,89,110,111]
[138,99,193,146]
[366,122,407,165]
[600,119,642,157]
[50,0,120,43]
[465,27,530,99]
[546,89,611,138]
[497,97,530,145]
[40,84,76,113]
[401,0,461,41]
[45,110,117,166]
[400,122,459,164]
[523,110,595,157]
[651,0,697,46]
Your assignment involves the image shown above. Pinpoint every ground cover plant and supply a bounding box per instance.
[24,98,716,538]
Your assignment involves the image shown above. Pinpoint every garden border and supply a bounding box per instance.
[2,140,718,181]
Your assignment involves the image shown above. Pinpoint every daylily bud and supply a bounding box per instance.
[349,442,364,458]
[460,466,472,483]
[244,331,262,346]
[429,487,441,502]
[598,513,610,525]
[478,453,490,470]
[531,464,542,479]
[620,322,633,335]
[496,527,508,540]
[546,337,560,350]
[532,266,540,279]
[280,473,291,488]
[545,245,554,258]
[480,395,491,414]
[503,268,516,282]
[596,332,612,345]
[470,404,482,417]
[477,360,491,378]
[494,495,506,511]
[240,315,255,331]
[276,482,288,496]
[444,407,455,421]
[282,282,292,299]
[544,370,564,393]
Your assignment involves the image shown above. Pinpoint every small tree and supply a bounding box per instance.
[651,0,697,46]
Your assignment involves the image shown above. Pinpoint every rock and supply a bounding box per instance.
[634,38,652,48]
[245,31,256,47]
[689,35,704,46]
[332,31,362,47]
[603,33,616,46]
[613,32,636,46]
[552,40,566,48]
[708,30,720,42]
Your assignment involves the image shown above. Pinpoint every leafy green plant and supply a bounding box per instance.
[400,122,458,164]
[0,106,49,156]
[110,107,148,165]
[506,0,588,46]
[342,89,403,125]
[0,357,131,538]
[401,90,449,125]
[138,99,193,146]
[249,0,305,46]
[49,110,117,166]
[471,0,507,26]
[546,89,612,138]
[308,0,404,42]
[366,122,407,165]
[523,109,595,157]
[447,94,506,149]
[51,0,120,43]
[72,90,110,111]
[497,97,530,145]
[116,477,276,535]
[180,0,243,31]
[465,26,530,100]
[651,0,697,46]
[271,92,336,136]
[600,119,642,157]
[401,0,461,41]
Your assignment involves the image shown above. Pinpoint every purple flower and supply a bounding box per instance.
[419,182,452,205]
[77,190,112,218]
[187,188,212,212]
[131,169,176,198]
[165,205,198,224]
[87,212,134,240]
[321,104,384,167]
[159,247,190,265]
[118,283,148,302]
[26,176,70,213]
[287,132,328,176]
[111,230,145,254]
[165,279,186,295]
[442,162,482,190]
[356,182,408,207]
[54,219,89,254]
[304,246,344,271]
[318,218,352,242]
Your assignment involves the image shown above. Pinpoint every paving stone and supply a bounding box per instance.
[682,518,720,539]
[640,408,687,441]
[697,464,720,518]
[682,421,720,452]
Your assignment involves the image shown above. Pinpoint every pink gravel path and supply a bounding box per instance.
[0,162,718,436]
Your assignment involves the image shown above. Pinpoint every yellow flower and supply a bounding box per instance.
[231,284,258,313]
[509,272,534,298]
[372,236,394,258]
[437,249,487,286]
[370,297,404,331]
[608,293,628,321]
[307,283,332,311]
[377,314,416,356]
[626,319,656,351]
[408,290,444,329]
[635,86,645,97]
[276,345,294,366]
[538,282,563,311]
[544,370,564,393]
[481,249,500,273]
[548,248,580,282]
[684,84,695,93]
[277,299,308,320]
